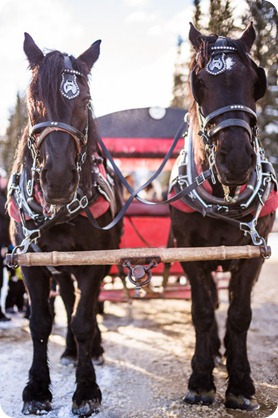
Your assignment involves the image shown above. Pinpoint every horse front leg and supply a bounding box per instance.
[21,266,53,415]
[57,272,77,365]
[224,259,263,411]
[71,267,103,416]
[183,263,221,406]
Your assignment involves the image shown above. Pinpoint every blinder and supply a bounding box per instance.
[190,69,200,103]
[253,63,267,101]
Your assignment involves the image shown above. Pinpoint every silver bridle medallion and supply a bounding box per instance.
[60,73,80,99]
[206,53,226,76]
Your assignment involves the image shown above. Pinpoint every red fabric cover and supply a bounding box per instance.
[7,194,110,223]
[7,163,110,222]
[169,156,278,217]
[169,188,278,218]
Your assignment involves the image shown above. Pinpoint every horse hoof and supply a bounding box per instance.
[183,389,215,405]
[22,400,52,415]
[72,399,100,416]
[92,354,104,366]
[225,393,259,411]
[60,355,77,366]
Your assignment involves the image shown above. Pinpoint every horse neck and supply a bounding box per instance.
[12,126,32,173]
[190,106,226,197]
[79,115,99,197]
[190,106,207,170]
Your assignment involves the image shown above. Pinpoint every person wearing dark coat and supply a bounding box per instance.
[0,168,11,322]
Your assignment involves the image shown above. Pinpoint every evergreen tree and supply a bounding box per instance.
[207,0,236,36]
[170,0,203,109]
[170,36,188,108]
[243,0,278,174]
[193,0,202,28]
[1,93,28,175]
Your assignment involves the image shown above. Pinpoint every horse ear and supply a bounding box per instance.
[238,22,256,52]
[24,33,44,69]
[189,22,203,51]
[77,40,101,73]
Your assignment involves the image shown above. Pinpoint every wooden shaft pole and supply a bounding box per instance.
[8,245,264,267]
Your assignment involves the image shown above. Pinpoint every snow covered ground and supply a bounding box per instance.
[0,234,277,418]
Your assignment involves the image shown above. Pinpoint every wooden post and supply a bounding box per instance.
[7,245,266,267]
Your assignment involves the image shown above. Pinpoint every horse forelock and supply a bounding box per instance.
[28,51,90,119]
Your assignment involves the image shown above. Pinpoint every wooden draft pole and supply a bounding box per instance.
[7,245,268,267]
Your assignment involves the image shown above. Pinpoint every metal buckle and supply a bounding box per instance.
[216,205,229,214]
[67,195,88,214]
[240,220,263,246]
[15,229,41,255]
[196,172,205,186]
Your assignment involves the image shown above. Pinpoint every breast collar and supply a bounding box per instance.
[169,122,278,247]
[7,154,116,244]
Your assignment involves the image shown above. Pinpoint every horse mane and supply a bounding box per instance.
[187,34,257,166]
[12,50,99,198]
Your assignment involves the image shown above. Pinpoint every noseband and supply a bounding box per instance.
[29,121,87,156]
[197,104,258,146]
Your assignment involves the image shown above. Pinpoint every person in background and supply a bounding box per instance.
[5,264,27,314]
[0,167,11,322]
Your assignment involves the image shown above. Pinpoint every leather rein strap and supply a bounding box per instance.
[82,120,214,231]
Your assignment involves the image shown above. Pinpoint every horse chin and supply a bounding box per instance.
[217,172,250,187]
[43,192,76,206]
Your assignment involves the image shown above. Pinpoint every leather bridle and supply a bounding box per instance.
[190,37,266,150]
[28,121,88,164]
[26,55,89,199]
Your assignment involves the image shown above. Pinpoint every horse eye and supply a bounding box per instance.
[83,98,91,108]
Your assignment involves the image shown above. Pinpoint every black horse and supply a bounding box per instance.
[8,34,122,416]
[169,23,277,410]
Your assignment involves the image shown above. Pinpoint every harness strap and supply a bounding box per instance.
[208,119,253,138]
[203,104,257,127]
[30,121,87,152]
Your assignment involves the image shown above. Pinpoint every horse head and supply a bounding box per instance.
[23,33,101,205]
[189,22,267,187]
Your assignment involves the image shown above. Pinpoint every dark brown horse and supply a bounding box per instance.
[170,23,277,410]
[8,34,122,416]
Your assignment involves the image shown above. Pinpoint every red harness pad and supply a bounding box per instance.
[168,156,278,218]
[7,163,110,223]
[169,189,278,217]
[7,194,110,223]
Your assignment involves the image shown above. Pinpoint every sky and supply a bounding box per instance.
[0,0,197,134]
[0,0,275,135]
